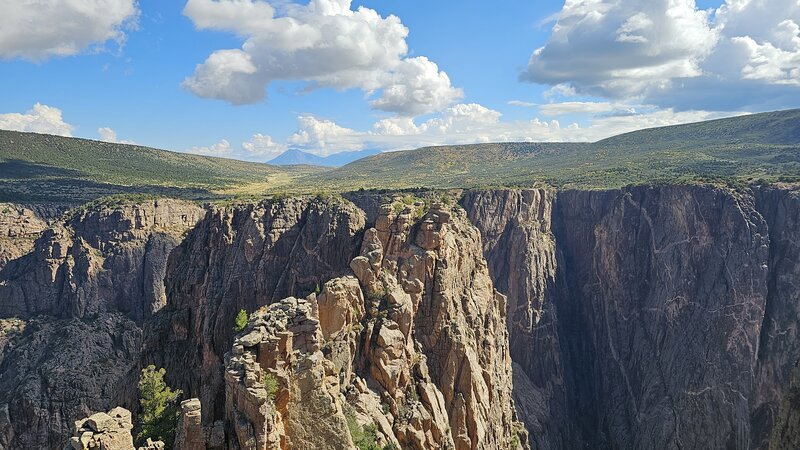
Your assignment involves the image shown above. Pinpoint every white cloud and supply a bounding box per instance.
[0,103,74,136]
[522,0,718,99]
[186,139,233,157]
[242,133,285,160]
[543,83,578,100]
[97,127,135,144]
[288,116,364,156]
[538,101,638,116]
[508,100,536,107]
[178,102,740,164]
[369,57,463,116]
[182,0,461,115]
[730,19,800,86]
[0,0,139,61]
[282,102,727,152]
[523,0,800,111]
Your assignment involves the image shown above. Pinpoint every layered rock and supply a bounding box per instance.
[0,202,57,271]
[175,399,206,450]
[0,199,203,320]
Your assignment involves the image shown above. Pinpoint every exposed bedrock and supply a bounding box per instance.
[220,200,526,449]
[3,184,800,449]
[143,197,367,422]
[0,199,203,449]
[464,185,800,450]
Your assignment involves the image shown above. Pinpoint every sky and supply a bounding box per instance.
[0,0,798,162]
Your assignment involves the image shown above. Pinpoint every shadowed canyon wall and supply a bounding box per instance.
[462,185,800,450]
[1,185,800,449]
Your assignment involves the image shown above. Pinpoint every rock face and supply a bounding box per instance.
[462,185,800,450]
[6,185,800,449]
[175,399,205,450]
[751,186,800,448]
[0,199,203,449]
[220,200,526,449]
[0,202,60,271]
[145,197,366,423]
[0,199,204,320]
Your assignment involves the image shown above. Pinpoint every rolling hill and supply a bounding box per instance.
[0,130,325,203]
[2,108,799,203]
[300,109,800,191]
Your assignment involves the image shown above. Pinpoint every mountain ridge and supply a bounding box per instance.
[268,148,382,167]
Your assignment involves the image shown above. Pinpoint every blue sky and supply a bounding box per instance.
[0,0,798,161]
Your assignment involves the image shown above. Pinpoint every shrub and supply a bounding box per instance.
[136,365,182,448]
[344,405,393,450]
[234,309,248,333]
[262,372,278,402]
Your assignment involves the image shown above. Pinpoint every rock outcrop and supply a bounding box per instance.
[7,184,800,450]
[0,199,204,320]
[218,199,526,449]
[175,399,206,450]
[0,202,58,271]
[66,407,137,450]
[146,196,366,425]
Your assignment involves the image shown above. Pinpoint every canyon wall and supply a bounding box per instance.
[0,199,203,449]
[463,184,800,450]
[1,185,800,449]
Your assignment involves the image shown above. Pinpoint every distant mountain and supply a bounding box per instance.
[268,148,382,167]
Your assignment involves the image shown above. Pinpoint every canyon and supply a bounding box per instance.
[0,184,799,449]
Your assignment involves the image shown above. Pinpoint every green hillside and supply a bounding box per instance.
[0,130,325,202]
[2,109,799,203]
[302,109,800,191]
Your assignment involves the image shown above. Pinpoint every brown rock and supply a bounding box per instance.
[175,398,204,450]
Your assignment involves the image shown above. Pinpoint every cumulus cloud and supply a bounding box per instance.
[0,0,139,61]
[0,103,74,136]
[242,133,285,160]
[288,116,364,155]
[186,139,233,157]
[98,127,136,144]
[180,102,739,164]
[182,0,462,115]
[522,0,718,99]
[277,102,723,155]
[523,0,800,110]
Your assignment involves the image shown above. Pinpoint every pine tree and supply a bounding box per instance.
[137,365,182,448]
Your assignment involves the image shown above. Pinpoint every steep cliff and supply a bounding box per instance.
[752,185,800,447]
[0,202,65,271]
[0,199,203,449]
[4,184,800,449]
[219,200,526,449]
[463,185,800,450]
[143,197,367,422]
